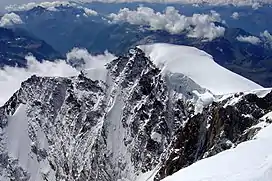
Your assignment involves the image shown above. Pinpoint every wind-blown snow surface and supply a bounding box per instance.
[139,43,263,95]
[162,111,272,181]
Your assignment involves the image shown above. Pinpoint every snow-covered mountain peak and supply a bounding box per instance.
[139,43,263,95]
[0,50,181,180]
[0,44,272,181]
[0,74,106,181]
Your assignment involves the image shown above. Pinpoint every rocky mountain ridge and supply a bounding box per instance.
[0,47,272,181]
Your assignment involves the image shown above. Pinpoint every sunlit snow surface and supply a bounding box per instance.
[139,43,263,95]
[162,111,272,181]
[5,104,55,181]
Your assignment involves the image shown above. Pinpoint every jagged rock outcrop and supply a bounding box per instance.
[156,91,272,180]
[0,47,272,181]
[0,74,106,181]
[89,48,189,180]
[0,48,188,181]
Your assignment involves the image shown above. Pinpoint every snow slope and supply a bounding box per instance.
[162,111,272,181]
[5,104,55,181]
[139,43,263,95]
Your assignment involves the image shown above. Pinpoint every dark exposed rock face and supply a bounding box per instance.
[0,47,272,181]
[156,92,272,180]
[0,48,188,181]
[89,48,189,180]
[0,74,106,181]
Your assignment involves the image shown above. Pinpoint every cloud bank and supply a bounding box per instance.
[236,35,261,45]
[0,48,115,106]
[109,6,225,40]
[0,12,23,27]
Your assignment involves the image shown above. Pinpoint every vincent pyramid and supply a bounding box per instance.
[0,43,272,181]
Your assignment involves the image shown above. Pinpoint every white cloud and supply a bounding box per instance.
[261,30,272,47]
[66,48,115,68]
[0,48,115,106]
[252,2,262,10]
[261,30,272,41]
[236,35,261,45]
[83,7,98,16]
[192,3,200,7]
[210,10,221,22]
[46,6,58,11]
[0,12,23,27]
[231,12,239,19]
[109,6,225,40]
[188,12,225,40]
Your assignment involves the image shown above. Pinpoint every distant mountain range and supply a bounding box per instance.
[1,4,272,87]
[0,27,62,67]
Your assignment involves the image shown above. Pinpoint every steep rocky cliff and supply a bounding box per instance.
[156,91,272,180]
